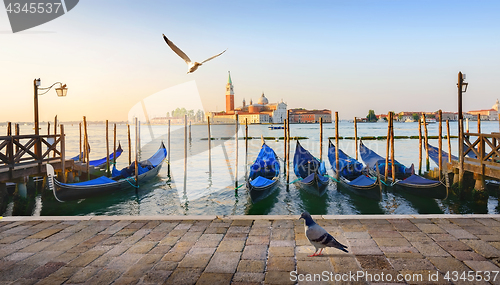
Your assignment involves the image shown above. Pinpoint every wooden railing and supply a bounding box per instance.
[0,134,63,171]
[464,132,500,169]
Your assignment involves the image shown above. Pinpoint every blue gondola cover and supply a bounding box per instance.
[398,174,439,185]
[249,144,280,181]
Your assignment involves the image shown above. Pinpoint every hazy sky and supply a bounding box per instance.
[1,0,499,123]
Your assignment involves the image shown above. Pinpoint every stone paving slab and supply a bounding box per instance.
[3,214,500,284]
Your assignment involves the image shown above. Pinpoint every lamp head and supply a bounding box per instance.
[55,83,68,97]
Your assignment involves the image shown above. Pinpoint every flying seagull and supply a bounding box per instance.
[300,212,348,256]
[162,34,227,74]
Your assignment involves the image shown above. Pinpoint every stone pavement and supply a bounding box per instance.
[2,214,500,284]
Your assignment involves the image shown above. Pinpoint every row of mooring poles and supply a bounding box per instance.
[79,118,136,180]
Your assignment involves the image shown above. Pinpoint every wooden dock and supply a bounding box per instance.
[0,133,74,182]
[447,132,500,190]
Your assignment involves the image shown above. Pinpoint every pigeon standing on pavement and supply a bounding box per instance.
[162,34,227,74]
[299,212,348,256]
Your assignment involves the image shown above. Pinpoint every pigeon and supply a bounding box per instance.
[299,212,348,256]
[162,34,227,74]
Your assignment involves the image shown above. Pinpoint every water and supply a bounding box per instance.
[2,120,500,216]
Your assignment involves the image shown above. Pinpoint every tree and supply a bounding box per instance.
[366,110,377,122]
[412,113,419,121]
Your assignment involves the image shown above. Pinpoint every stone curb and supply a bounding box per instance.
[2,214,500,221]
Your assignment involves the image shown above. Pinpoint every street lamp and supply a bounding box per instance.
[33,78,67,159]
[33,78,67,136]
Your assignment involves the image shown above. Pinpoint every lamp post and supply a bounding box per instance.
[457,72,468,185]
[33,78,67,158]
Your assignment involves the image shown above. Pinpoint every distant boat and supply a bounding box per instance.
[420,117,436,124]
[268,125,284,130]
[405,118,415,123]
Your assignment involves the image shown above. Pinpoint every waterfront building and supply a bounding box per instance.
[288,109,332,123]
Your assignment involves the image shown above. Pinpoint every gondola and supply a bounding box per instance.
[424,143,457,171]
[47,142,166,202]
[359,140,414,180]
[247,143,280,203]
[393,174,447,199]
[293,141,329,196]
[71,143,123,168]
[360,141,446,199]
[327,140,381,200]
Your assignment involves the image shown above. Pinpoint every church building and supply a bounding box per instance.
[208,72,287,124]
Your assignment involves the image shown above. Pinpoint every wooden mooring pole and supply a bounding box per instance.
[287,110,290,185]
[438,110,442,180]
[245,118,248,181]
[184,115,187,168]
[477,115,481,162]
[423,113,430,172]
[335,112,339,179]
[447,120,452,163]
[418,118,422,175]
[385,112,391,181]
[458,71,465,185]
[15,124,19,153]
[319,117,323,162]
[207,117,211,174]
[113,124,117,166]
[391,112,395,182]
[79,122,82,162]
[354,117,358,161]
[83,116,89,180]
[53,116,57,158]
[127,124,131,165]
[168,119,171,176]
[60,124,66,183]
[235,114,239,189]
[106,120,110,175]
[283,119,287,176]
[135,118,139,188]
[478,114,481,134]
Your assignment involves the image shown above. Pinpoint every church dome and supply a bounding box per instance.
[493,99,499,111]
[257,92,268,105]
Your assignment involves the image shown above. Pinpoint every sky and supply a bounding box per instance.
[1,0,499,123]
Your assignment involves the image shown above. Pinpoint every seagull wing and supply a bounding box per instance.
[163,34,192,64]
[200,49,227,64]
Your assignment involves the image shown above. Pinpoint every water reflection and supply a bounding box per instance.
[3,122,500,216]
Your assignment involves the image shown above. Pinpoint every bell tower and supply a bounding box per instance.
[226,71,234,113]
